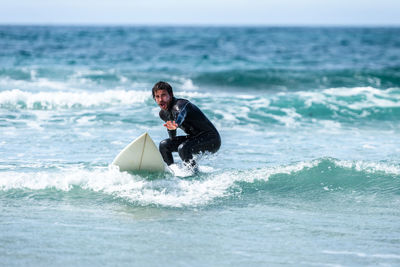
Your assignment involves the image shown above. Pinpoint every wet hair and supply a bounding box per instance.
[152,81,173,98]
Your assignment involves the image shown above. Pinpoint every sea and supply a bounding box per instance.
[1,26,400,266]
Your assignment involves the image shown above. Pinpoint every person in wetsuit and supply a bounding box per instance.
[152,81,221,168]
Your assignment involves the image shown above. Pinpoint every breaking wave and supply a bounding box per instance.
[1,158,399,208]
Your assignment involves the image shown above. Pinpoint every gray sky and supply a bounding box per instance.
[0,0,399,26]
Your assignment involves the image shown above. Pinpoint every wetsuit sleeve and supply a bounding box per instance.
[160,110,176,139]
[168,129,176,139]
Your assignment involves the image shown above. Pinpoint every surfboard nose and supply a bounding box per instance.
[112,132,165,172]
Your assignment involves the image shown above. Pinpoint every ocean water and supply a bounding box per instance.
[1,26,400,266]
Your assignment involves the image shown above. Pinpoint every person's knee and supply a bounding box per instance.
[213,137,221,152]
[159,139,171,152]
[178,143,192,161]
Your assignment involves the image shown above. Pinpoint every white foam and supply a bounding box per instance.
[0,77,71,91]
[319,87,400,110]
[333,159,400,175]
[288,87,400,114]
[176,91,211,98]
[323,86,381,97]
[214,109,239,123]
[0,160,311,207]
[76,115,97,125]
[0,166,234,207]
[71,69,132,85]
[238,160,321,183]
[170,77,198,91]
[276,108,301,127]
[181,79,198,90]
[1,158,398,207]
[0,89,150,109]
[168,164,195,177]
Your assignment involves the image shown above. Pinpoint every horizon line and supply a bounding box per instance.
[1,22,400,28]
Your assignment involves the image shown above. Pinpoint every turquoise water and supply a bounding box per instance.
[1,26,400,266]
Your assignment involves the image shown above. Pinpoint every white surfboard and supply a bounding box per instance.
[112,132,165,172]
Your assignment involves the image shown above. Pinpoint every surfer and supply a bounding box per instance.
[152,81,221,169]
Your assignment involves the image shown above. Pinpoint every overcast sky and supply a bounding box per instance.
[0,0,399,26]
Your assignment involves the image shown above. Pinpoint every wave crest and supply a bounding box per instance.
[0,89,150,110]
[1,158,399,207]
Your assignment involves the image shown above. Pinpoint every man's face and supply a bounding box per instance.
[154,89,172,110]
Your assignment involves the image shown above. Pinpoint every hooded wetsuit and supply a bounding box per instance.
[159,97,221,166]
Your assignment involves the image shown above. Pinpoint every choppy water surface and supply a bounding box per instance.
[1,26,400,266]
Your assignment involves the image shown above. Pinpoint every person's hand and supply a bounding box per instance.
[163,120,178,130]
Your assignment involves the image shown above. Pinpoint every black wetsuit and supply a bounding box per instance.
[159,97,221,166]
